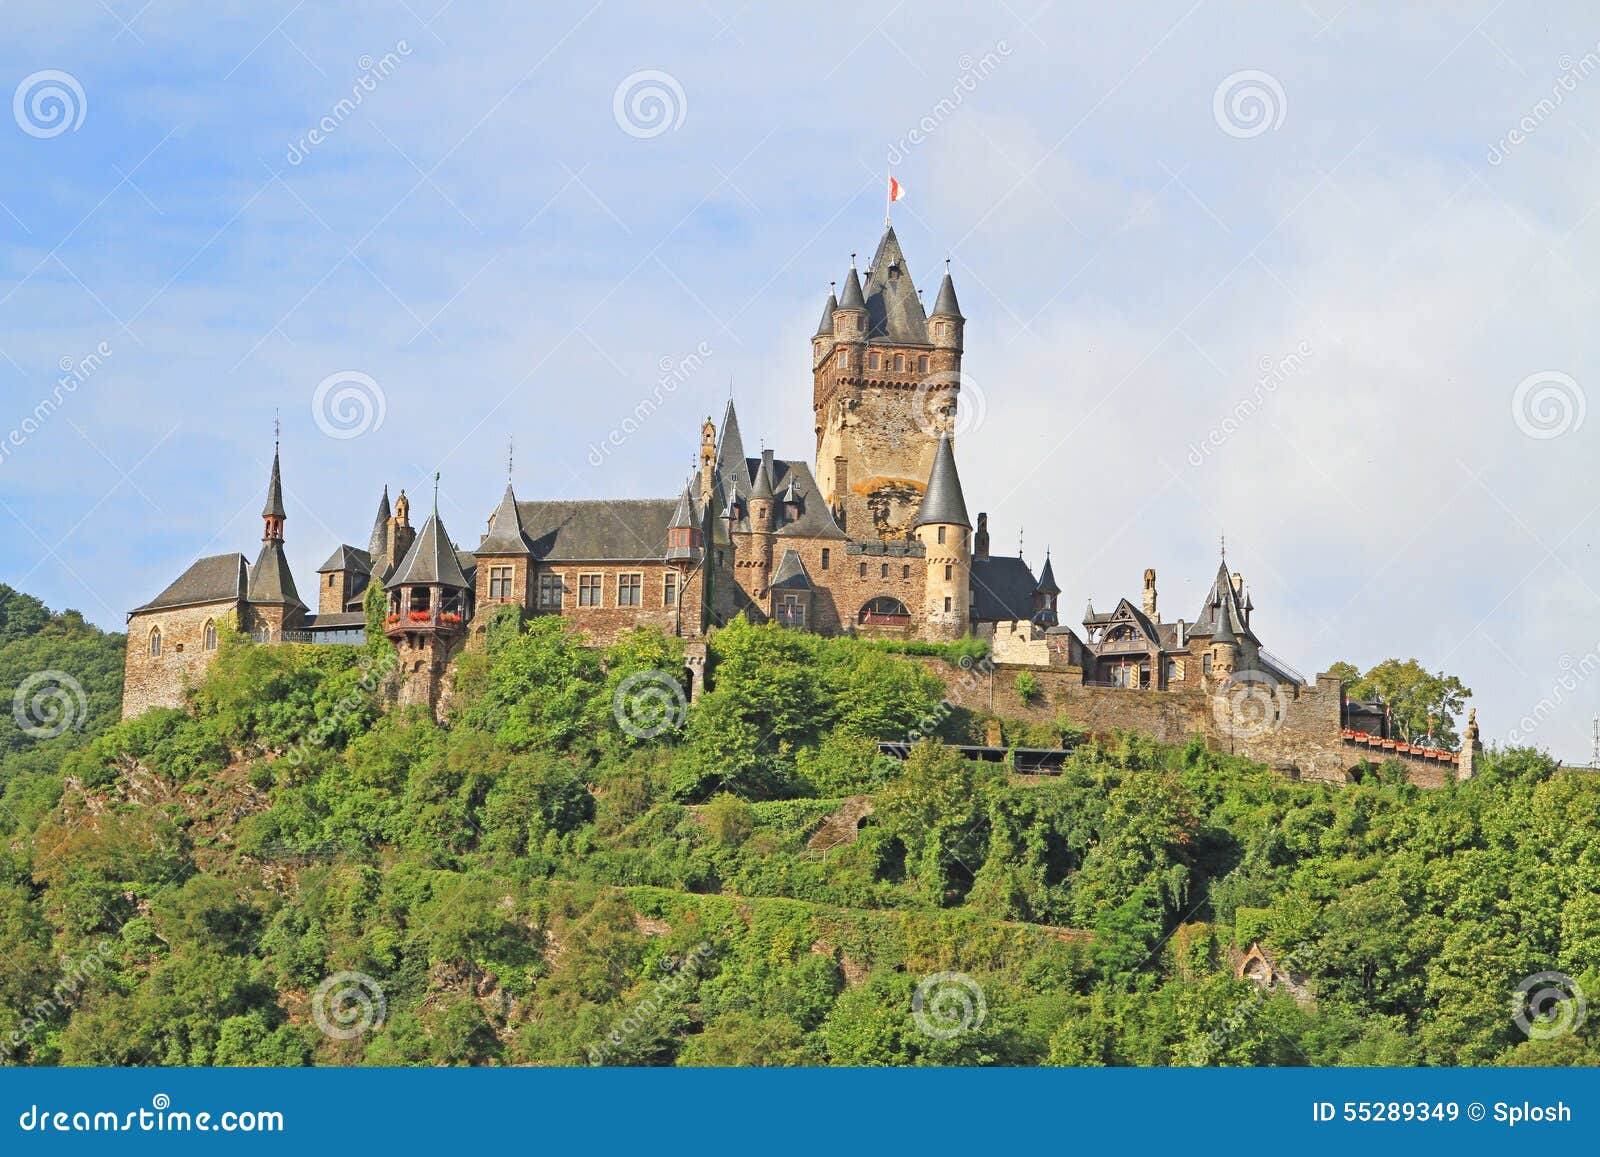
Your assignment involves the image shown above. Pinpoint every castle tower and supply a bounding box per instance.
[1210,599,1239,678]
[1459,708,1481,780]
[1143,568,1158,619]
[699,417,717,503]
[1033,551,1060,626]
[384,488,416,577]
[384,478,471,714]
[244,440,307,641]
[912,432,972,641]
[747,449,777,594]
[814,227,959,540]
[475,480,535,612]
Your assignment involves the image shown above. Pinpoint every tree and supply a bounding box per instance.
[1330,657,1471,746]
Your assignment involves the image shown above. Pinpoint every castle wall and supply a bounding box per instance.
[122,602,238,718]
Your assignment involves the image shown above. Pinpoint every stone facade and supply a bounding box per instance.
[122,601,238,718]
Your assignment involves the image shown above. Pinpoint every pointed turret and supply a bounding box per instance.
[368,485,391,559]
[716,398,747,487]
[262,445,286,540]
[862,225,929,344]
[913,432,971,529]
[814,289,837,338]
[479,483,534,555]
[1036,552,1060,594]
[666,477,702,563]
[247,443,303,612]
[751,449,776,501]
[387,506,470,591]
[838,259,865,310]
[932,265,962,318]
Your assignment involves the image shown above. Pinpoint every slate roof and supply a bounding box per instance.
[913,433,971,529]
[478,484,536,555]
[725,456,847,540]
[1036,553,1060,594]
[262,448,286,519]
[368,486,391,559]
[131,553,249,614]
[387,510,471,589]
[247,541,306,608]
[1190,561,1252,642]
[932,268,962,318]
[838,263,865,309]
[768,549,814,591]
[317,545,371,574]
[510,498,709,561]
[862,225,931,345]
[970,555,1040,622]
[814,291,837,338]
[305,611,367,629]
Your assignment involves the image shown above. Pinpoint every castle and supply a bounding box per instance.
[117,221,1479,785]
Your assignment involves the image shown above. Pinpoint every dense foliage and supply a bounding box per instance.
[2,598,1596,1067]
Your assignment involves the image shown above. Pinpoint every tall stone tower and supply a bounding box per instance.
[813,226,964,541]
[911,432,972,641]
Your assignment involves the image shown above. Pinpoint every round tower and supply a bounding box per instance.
[911,432,972,642]
[929,260,965,379]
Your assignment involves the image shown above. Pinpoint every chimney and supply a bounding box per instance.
[974,512,990,560]
[1143,568,1158,619]
[1231,571,1243,595]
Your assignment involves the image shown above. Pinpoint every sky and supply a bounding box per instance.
[2,1,1599,761]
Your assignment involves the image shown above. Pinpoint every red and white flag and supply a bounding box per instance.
[888,175,906,203]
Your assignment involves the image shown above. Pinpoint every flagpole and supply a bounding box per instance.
[885,169,891,225]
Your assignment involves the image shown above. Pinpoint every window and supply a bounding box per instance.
[664,572,678,606]
[1203,653,1213,675]
[868,352,880,370]
[489,565,514,599]
[902,564,910,579]
[821,548,830,570]
[538,573,563,609]
[944,596,952,612]
[837,349,848,369]
[203,620,217,651]
[918,355,929,373]
[894,353,904,371]
[944,564,952,580]
[880,563,889,578]
[859,563,867,578]
[579,574,602,606]
[327,574,335,588]
[937,526,946,544]
[779,593,806,627]
[149,627,162,657]
[617,573,642,606]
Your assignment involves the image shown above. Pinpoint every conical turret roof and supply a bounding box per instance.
[479,483,535,554]
[913,432,971,529]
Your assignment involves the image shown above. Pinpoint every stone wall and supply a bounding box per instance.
[122,601,238,718]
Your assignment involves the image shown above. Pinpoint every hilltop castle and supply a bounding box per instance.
[117,222,1475,784]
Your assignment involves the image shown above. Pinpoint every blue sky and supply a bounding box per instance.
[3,2,1599,760]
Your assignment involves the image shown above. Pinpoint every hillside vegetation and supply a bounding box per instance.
[1,592,1596,1067]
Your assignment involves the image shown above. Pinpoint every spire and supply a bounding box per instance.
[261,438,286,542]
[368,485,391,558]
[814,287,838,338]
[862,225,929,343]
[715,397,748,485]
[1036,551,1060,594]
[914,432,971,529]
[479,482,534,554]
[751,449,776,501]
[932,261,962,318]
[668,476,697,530]
[838,256,865,310]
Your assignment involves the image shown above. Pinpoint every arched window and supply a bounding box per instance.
[203,620,217,651]
[858,596,911,625]
[149,627,162,657]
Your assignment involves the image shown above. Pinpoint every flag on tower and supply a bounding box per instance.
[888,175,906,203]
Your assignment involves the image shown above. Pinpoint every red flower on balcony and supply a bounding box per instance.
[440,612,463,625]
[408,611,430,623]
